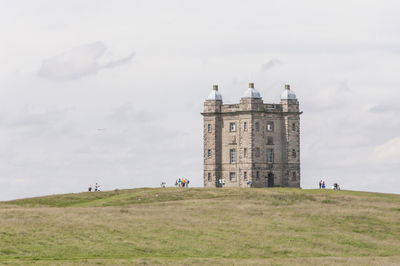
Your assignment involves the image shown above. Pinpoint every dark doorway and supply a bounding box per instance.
[267,172,274,187]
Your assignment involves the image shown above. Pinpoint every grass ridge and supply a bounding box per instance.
[1,188,399,265]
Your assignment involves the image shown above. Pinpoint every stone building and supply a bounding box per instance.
[201,83,302,188]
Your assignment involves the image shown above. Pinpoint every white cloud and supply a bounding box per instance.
[369,102,400,113]
[373,137,400,163]
[261,59,282,72]
[38,42,134,80]
[1,0,400,200]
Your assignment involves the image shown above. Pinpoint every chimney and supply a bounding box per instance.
[249,83,254,89]
[213,85,218,91]
[285,84,290,90]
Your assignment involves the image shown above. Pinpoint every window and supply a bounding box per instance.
[208,124,212,133]
[292,149,296,158]
[267,149,274,163]
[243,171,247,180]
[267,172,274,187]
[230,149,236,163]
[208,173,212,182]
[267,122,274,132]
[255,122,260,132]
[243,122,248,131]
[292,172,296,181]
[267,136,273,145]
[256,171,260,180]
[230,122,236,132]
[229,172,236,181]
[208,149,212,158]
[255,147,260,157]
[292,123,296,132]
[244,148,248,158]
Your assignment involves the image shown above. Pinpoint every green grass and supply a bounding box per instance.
[1,188,400,265]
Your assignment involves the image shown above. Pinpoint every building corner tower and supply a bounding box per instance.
[280,84,301,187]
[203,85,222,187]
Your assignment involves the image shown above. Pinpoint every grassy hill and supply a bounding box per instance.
[1,188,400,265]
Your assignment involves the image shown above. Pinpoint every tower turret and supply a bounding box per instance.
[280,84,301,187]
[204,85,223,113]
[202,85,223,187]
[240,83,264,111]
[280,84,298,112]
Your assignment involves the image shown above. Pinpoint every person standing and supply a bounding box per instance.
[319,180,322,189]
[322,181,325,189]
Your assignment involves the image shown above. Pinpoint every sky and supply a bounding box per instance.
[1,0,399,200]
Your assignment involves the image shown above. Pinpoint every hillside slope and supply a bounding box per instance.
[1,188,400,265]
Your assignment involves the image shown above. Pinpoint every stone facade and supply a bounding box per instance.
[202,83,302,188]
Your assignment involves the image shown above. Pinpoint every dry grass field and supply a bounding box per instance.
[1,188,400,265]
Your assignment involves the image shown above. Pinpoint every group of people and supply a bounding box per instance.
[333,183,341,190]
[87,179,192,191]
[88,183,100,192]
[175,178,190,187]
[319,180,341,190]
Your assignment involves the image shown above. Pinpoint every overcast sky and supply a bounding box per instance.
[1,0,399,200]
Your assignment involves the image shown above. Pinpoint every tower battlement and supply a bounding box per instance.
[201,83,302,188]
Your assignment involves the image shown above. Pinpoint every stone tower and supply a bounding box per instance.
[202,83,302,188]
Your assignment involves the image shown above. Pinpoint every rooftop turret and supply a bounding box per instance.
[207,85,223,101]
[242,83,262,99]
[280,84,297,100]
